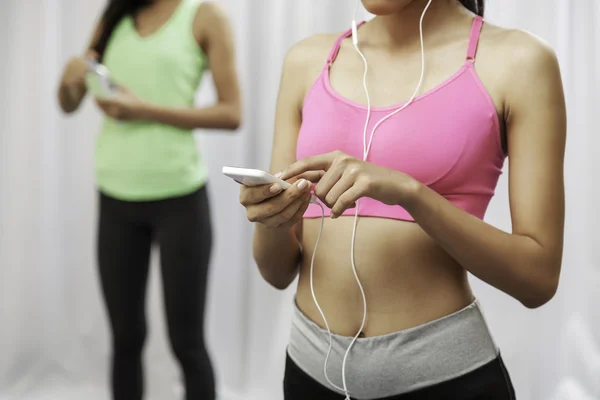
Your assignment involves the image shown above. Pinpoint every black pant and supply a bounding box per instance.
[284,353,516,400]
[97,186,215,400]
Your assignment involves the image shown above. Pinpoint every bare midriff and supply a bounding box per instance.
[295,217,475,338]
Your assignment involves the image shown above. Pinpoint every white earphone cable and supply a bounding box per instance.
[309,1,433,398]
[308,202,347,393]
[365,0,433,157]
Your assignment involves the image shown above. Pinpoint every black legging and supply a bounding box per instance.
[97,186,215,400]
[284,353,516,400]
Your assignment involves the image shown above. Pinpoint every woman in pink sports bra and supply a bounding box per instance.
[239,1,566,399]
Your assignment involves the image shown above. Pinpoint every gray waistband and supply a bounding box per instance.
[287,299,499,399]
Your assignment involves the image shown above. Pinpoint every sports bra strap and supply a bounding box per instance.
[466,16,484,61]
[328,18,484,63]
[326,22,367,65]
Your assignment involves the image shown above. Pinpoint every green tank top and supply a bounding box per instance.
[96,0,207,201]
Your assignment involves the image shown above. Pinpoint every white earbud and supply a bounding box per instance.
[352,0,360,46]
[352,20,359,46]
[309,1,433,399]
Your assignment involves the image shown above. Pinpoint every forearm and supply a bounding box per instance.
[253,223,301,290]
[403,183,560,308]
[138,101,241,131]
[58,82,87,114]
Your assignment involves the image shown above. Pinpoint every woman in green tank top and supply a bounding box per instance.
[57,1,241,399]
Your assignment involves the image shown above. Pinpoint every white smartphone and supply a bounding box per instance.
[85,59,117,99]
[222,166,291,189]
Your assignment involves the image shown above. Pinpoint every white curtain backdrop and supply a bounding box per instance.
[0,1,598,399]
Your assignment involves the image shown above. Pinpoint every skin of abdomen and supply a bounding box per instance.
[295,216,474,337]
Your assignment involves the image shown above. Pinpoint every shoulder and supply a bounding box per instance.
[283,33,341,71]
[195,1,228,20]
[481,23,561,86]
[193,2,233,45]
[278,33,342,110]
[194,2,231,33]
[479,23,563,114]
[282,32,341,90]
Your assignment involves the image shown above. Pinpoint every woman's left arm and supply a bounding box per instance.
[403,39,566,309]
[281,36,566,309]
[99,2,241,130]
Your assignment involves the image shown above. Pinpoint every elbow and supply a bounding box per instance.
[60,104,77,115]
[255,262,296,291]
[521,290,555,309]
[57,85,81,115]
[251,227,300,290]
[228,116,241,130]
[223,103,241,131]
[266,273,295,291]
[57,95,73,115]
[58,96,82,115]
[519,264,561,309]
[254,255,296,290]
[252,250,298,291]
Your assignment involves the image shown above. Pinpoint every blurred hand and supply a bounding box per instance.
[96,86,147,121]
[61,51,96,88]
[239,178,313,229]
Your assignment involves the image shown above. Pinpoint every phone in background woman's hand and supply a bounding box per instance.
[85,59,117,99]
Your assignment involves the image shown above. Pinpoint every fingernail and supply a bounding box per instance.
[297,179,309,190]
[270,184,281,194]
[274,172,283,178]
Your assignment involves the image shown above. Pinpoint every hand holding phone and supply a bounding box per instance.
[223,166,313,229]
[222,167,291,188]
[85,59,118,99]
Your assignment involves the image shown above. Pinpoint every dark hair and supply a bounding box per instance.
[93,0,153,61]
[458,0,485,17]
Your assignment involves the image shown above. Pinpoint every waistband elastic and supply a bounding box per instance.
[287,299,499,399]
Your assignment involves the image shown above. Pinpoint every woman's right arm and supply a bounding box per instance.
[57,20,103,114]
[250,42,312,290]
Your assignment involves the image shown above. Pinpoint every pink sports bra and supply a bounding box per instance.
[297,16,506,221]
